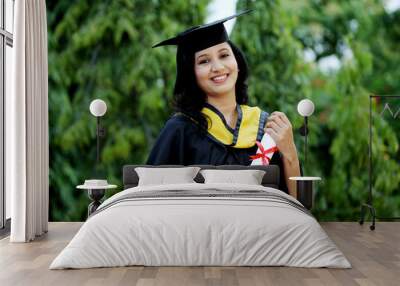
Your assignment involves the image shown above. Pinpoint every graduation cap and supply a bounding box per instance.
[152,10,252,54]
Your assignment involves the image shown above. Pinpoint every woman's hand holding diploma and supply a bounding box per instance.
[264,111,298,163]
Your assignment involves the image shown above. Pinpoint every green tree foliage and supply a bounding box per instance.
[47,0,400,221]
[47,0,210,221]
[291,0,400,220]
[235,0,400,220]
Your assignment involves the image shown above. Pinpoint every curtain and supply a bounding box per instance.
[7,0,49,242]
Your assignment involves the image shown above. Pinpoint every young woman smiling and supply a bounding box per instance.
[147,11,301,197]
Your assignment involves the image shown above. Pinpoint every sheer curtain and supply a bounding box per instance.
[7,0,49,242]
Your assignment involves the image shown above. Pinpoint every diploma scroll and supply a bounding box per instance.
[250,133,278,165]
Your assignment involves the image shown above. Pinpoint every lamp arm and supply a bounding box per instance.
[304,116,308,169]
[96,117,100,164]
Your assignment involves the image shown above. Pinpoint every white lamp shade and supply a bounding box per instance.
[297,99,315,117]
[89,99,107,117]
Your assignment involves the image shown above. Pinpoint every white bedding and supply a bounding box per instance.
[50,183,351,269]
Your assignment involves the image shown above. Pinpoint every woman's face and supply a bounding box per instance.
[194,42,239,98]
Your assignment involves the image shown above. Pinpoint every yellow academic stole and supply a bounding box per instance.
[201,104,268,148]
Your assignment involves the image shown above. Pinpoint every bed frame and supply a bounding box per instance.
[122,165,280,190]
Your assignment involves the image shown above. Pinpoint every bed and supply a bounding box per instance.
[50,165,351,269]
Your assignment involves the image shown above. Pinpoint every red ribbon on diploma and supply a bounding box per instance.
[250,141,279,165]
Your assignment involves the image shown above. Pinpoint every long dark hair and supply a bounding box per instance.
[172,40,249,130]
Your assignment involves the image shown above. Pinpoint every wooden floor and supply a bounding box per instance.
[0,222,399,286]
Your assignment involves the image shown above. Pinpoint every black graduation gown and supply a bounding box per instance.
[146,114,297,194]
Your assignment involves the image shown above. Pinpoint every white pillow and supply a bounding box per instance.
[135,167,200,186]
[200,169,266,185]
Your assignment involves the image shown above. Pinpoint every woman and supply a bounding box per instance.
[147,11,301,197]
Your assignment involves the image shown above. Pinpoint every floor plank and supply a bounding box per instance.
[0,222,399,286]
